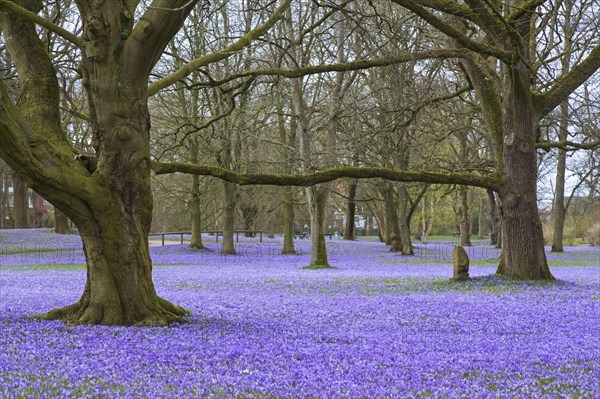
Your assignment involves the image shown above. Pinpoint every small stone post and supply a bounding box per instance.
[452,245,470,281]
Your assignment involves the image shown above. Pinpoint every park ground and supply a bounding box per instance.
[0,229,599,398]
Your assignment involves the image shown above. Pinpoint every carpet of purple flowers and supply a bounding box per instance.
[1,229,599,398]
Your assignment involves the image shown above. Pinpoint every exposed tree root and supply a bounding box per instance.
[39,296,189,326]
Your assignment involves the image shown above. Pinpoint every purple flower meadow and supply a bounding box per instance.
[1,229,599,398]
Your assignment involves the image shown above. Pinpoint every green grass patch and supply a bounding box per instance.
[0,246,75,255]
[548,259,599,267]
[330,275,566,296]
[0,263,86,271]
[303,264,335,270]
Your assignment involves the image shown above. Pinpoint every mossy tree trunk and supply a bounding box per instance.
[0,0,195,324]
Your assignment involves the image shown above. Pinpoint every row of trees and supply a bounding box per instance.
[1,0,598,325]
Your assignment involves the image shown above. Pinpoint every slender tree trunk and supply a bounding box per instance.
[32,191,41,228]
[281,186,296,254]
[487,189,500,247]
[307,186,329,266]
[12,174,28,228]
[343,181,357,240]
[458,185,472,246]
[374,204,386,243]
[189,174,205,249]
[277,101,296,254]
[54,208,71,234]
[478,191,485,238]
[240,199,258,237]
[366,213,373,236]
[382,183,401,251]
[397,184,414,254]
[551,1,573,253]
[0,171,4,228]
[421,194,435,244]
[221,181,236,254]
[420,197,428,244]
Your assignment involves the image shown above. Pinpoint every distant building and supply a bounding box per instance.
[1,175,54,228]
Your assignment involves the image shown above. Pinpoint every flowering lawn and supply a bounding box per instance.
[1,229,599,398]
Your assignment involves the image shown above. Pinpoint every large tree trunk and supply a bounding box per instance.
[496,59,553,280]
[343,180,357,240]
[12,174,28,228]
[0,0,194,324]
[452,6,553,280]
[221,181,236,254]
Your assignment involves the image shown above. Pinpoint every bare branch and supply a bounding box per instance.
[389,0,513,61]
[191,49,471,88]
[536,139,600,151]
[148,0,292,96]
[0,0,83,47]
[534,43,600,117]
